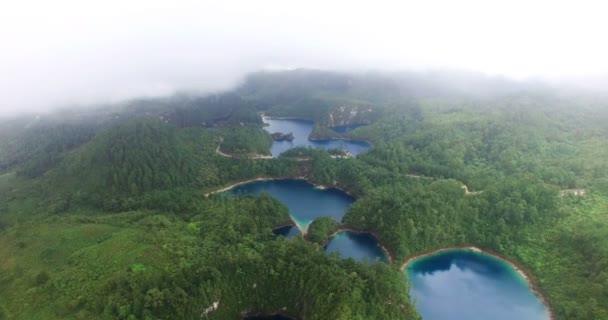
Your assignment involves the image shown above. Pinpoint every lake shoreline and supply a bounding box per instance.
[307,136,374,147]
[325,227,395,264]
[262,113,314,122]
[262,113,374,150]
[204,176,306,197]
[204,176,357,199]
[204,177,356,237]
[400,246,555,320]
[272,221,297,231]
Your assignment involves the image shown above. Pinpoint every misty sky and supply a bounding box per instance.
[1,0,607,115]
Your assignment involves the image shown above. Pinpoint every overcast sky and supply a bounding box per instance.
[1,0,607,116]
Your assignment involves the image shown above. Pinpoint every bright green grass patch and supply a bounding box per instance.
[0,172,15,184]
[130,263,147,273]
[0,218,178,320]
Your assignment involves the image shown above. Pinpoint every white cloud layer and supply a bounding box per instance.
[1,0,607,115]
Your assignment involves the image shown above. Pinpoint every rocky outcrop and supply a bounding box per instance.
[560,189,586,197]
[202,301,220,318]
[328,150,353,159]
[271,132,295,141]
[327,105,376,127]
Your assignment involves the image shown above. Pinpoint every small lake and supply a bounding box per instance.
[226,180,388,263]
[224,179,354,231]
[325,231,388,263]
[407,249,549,320]
[263,117,371,157]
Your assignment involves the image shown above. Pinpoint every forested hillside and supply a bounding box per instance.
[1,70,607,319]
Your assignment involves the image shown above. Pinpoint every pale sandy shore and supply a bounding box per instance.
[203,176,308,197]
[204,176,356,198]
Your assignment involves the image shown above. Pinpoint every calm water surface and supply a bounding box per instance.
[407,250,549,320]
[263,118,371,157]
[225,179,354,231]
[226,180,389,263]
[325,231,387,263]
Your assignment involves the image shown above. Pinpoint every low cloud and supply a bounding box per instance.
[1,0,607,116]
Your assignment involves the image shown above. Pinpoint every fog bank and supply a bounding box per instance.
[1,0,607,116]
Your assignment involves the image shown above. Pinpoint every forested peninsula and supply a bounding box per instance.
[1,70,607,319]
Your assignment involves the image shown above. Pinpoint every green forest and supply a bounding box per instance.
[1,70,607,319]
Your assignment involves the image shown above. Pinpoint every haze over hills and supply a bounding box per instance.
[0,68,596,121]
[2,0,608,115]
[0,69,607,319]
[1,1,608,319]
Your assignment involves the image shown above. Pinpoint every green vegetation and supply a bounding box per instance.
[70,120,201,195]
[306,216,340,245]
[0,122,97,177]
[164,93,262,127]
[1,70,608,319]
[0,187,417,319]
[0,304,9,320]
[342,178,558,259]
[215,125,273,156]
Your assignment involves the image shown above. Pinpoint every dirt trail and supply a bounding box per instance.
[214,137,272,159]
[461,184,484,195]
[403,173,483,195]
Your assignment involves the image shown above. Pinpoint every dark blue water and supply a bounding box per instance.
[225,179,354,231]
[325,231,388,264]
[407,250,549,320]
[272,225,301,238]
[330,124,366,133]
[263,117,371,157]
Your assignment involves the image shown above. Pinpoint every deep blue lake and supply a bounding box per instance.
[224,179,354,231]
[263,117,371,157]
[226,180,388,262]
[407,249,549,320]
[325,231,388,263]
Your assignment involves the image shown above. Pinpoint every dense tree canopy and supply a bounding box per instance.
[306,216,340,245]
[0,70,607,319]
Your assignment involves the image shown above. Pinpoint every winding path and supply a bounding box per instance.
[214,137,272,159]
[403,173,483,196]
